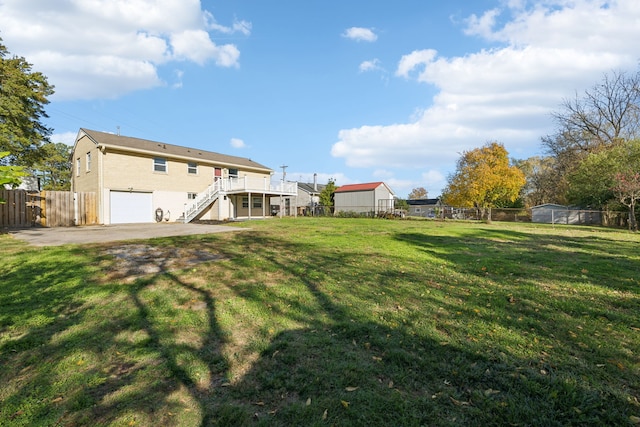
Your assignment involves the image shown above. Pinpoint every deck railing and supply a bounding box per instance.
[225,177,297,195]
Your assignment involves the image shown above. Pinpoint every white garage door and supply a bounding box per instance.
[110,191,153,224]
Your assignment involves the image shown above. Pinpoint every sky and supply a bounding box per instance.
[1,0,640,198]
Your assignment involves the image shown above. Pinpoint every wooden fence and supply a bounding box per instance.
[0,190,97,228]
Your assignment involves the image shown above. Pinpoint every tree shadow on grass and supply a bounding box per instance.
[0,241,230,426]
[200,230,638,426]
[1,226,638,426]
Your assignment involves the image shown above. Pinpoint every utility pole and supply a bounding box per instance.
[280,165,288,218]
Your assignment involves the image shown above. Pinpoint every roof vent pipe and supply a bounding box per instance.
[313,173,317,191]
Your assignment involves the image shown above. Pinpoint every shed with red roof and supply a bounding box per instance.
[333,182,396,216]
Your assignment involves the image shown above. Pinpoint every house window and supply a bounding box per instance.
[242,197,249,208]
[154,157,167,172]
[253,197,262,209]
[187,162,197,174]
[86,152,91,172]
[228,168,238,178]
[76,158,80,176]
[187,192,197,200]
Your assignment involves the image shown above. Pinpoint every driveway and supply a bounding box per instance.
[6,222,247,247]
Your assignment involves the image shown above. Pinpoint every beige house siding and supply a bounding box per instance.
[72,134,101,194]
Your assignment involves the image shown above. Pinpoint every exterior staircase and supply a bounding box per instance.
[183,182,222,223]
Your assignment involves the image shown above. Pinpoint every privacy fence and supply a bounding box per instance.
[0,190,98,228]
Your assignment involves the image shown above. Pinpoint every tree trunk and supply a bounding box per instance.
[629,202,638,232]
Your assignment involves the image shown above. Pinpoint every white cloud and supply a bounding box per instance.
[463,8,501,39]
[230,138,246,149]
[171,30,240,66]
[342,27,378,42]
[205,13,252,36]
[373,169,393,179]
[51,131,78,146]
[0,0,249,100]
[333,0,640,190]
[172,70,185,89]
[359,59,383,73]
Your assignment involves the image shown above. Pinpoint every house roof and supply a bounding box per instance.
[531,203,569,210]
[298,182,326,194]
[335,182,394,194]
[406,198,441,206]
[78,128,272,172]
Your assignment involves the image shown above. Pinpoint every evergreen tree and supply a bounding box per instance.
[0,38,55,167]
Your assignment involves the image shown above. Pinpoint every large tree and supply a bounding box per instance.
[545,69,640,155]
[408,187,428,200]
[32,142,71,190]
[442,142,525,220]
[0,38,55,167]
[542,68,640,202]
[514,156,567,207]
[568,139,640,230]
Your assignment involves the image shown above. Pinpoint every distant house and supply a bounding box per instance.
[296,177,326,215]
[71,128,297,224]
[406,198,444,218]
[531,203,601,225]
[334,182,396,216]
[268,175,326,216]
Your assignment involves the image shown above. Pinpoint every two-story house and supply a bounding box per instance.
[71,128,297,224]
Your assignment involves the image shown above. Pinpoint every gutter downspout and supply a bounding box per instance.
[98,144,105,224]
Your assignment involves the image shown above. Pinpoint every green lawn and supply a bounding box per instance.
[1,218,639,426]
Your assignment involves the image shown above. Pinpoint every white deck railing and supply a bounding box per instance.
[183,178,298,222]
[225,177,297,195]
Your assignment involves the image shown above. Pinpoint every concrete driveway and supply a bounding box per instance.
[6,222,247,247]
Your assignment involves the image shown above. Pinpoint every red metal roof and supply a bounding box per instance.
[335,182,385,193]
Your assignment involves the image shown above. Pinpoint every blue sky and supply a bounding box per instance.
[2,0,640,197]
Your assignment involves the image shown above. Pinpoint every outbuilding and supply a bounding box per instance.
[333,182,396,216]
[531,203,601,225]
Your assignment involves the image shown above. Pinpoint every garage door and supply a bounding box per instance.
[110,191,153,224]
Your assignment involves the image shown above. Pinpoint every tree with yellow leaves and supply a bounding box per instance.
[442,142,525,221]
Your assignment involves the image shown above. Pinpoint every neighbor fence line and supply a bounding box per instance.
[1,189,98,228]
[300,204,633,228]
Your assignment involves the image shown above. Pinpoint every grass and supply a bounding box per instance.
[1,218,639,426]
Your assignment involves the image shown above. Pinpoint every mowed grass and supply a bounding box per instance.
[1,218,639,426]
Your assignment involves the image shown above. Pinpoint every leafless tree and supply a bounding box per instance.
[545,69,640,156]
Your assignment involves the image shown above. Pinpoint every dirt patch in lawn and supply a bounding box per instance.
[100,244,225,282]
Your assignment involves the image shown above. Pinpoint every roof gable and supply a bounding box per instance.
[298,182,326,193]
[335,182,386,193]
[78,128,272,172]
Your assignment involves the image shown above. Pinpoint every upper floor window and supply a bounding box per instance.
[228,168,238,178]
[187,162,197,174]
[154,157,167,173]
[187,192,197,200]
[86,152,91,172]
